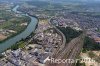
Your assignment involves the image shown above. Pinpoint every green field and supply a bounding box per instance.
[0,10,31,41]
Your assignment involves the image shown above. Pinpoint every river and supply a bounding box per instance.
[0,5,38,53]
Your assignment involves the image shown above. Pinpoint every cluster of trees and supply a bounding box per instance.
[80,36,100,66]
[10,32,35,50]
[10,41,25,50]
[76,61,86,66]
[57,27,83,43]
[83,37,100,52]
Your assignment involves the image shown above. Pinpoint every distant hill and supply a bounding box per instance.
[45,0,100,3]
[1,0,100,3]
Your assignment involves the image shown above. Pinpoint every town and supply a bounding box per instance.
[0,0,100,66]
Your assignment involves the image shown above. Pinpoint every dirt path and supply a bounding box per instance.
[0,34,7,41]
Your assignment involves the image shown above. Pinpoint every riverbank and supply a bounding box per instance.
[0,25,29,43]
[0,34,7,41]
[0,9,31,43]
[1,17,38,53]
[0,5,38,53]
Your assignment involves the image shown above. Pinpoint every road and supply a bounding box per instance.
[48,18,66,57]
[46,18,85,66]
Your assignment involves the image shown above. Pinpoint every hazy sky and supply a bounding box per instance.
[40,0,99,1]
[2,0,100,1]
[36,0,100,3]
[1,0,100,3]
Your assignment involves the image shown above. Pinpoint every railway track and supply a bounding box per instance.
[46,18,85,66]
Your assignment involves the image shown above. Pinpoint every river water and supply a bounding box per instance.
[0,5,38,53]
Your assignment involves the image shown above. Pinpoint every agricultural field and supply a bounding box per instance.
[0,9,31,41]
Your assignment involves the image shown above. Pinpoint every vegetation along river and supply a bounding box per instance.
[0,5,38,53]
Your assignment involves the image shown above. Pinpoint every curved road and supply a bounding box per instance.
[47,18,85,66]
[48,18,66,57]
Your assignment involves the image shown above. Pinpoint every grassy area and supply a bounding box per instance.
[0,16,30,29]
[9,32,35,50]
[88,51,96,58]
[0,10,15,20]
[0,10,31,41]
[10,41,26,50]
[88,51,100,63]
[81,37,100,65]
[0,21,12,29]
[96,28,100,32]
